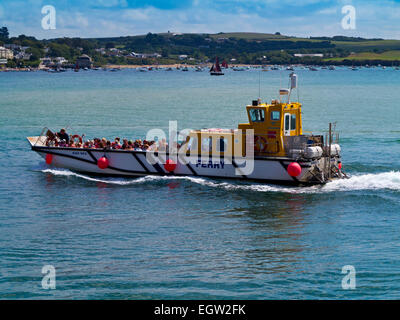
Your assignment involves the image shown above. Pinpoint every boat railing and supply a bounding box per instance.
[34,127,52,147]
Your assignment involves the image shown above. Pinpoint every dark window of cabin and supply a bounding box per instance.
[271,111,280,121]
[291,114,296,130]
[249,109,265,122]
[285,114,290,131]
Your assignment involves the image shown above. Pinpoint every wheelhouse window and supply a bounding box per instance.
[249,109,265,122]
[271,111,280,121]
[291,114,296,130]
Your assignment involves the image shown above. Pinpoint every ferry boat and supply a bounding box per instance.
[27,73,346,186]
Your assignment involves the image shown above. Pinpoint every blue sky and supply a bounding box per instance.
[1,0,400,39]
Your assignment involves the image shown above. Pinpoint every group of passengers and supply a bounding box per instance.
[46,128,167,152]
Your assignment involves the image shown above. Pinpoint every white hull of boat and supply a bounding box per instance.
[30,144,324,185]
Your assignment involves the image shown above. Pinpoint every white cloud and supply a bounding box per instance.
[57,12,89,29]
[122,8,152,21]
[318,7,338,15]
[89,0,128,8]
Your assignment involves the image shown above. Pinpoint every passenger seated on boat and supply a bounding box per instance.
[133,141,141,150]
[158,138,167,151]
[58,139,67,147]
[112,138,122,149]
[121,139,128,150]
[105,140,111,150]
[56,128,69,144]
[88,140,96,148]
[147,140,157,151]
[45,130,57,147]
[126,140,134,150]
[69,140,76,148]
[93,138,101,148]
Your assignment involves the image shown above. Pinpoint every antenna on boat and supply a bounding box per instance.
[278,72,299,103]
[288,72,297,103]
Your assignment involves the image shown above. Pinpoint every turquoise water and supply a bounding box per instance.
[0,68,399,299]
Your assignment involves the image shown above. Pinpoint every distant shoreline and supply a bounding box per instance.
[103,63,263,69]
[0,62,398,72]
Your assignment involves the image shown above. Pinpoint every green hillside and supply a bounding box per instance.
[2,27,400,67]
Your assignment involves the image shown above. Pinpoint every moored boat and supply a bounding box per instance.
[210,57,224,76]
[28,73,347,186]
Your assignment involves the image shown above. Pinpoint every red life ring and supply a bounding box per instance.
[71,135,83,144]
[254,135,268,153]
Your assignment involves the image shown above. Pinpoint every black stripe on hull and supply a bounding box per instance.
[152,163,165,174]
[231,158,247,178]
[131,153,150,173]
[186,163,198,176]
[86,150,98,163]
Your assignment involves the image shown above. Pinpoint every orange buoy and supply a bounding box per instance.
[97,156,109,169]
[45,154,53,165]
[164,159,176,172]
[287,162,301,177]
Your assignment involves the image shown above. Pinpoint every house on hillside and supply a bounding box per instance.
[40,57,52,66]
[294,53,324,58]
[130,52,161,58]
[0,46,14,59]
[14,52,32,60]
[76,54,93,68]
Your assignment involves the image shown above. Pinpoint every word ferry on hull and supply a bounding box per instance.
[27,73,347,186]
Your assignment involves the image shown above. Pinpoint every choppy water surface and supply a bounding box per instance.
[0,68,399,299]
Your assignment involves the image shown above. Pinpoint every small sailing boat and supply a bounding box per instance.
[210,57,224,76]
[221,60,228,69]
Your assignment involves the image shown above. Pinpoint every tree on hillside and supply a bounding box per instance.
[0,27,9,41]
[105,42,115,49]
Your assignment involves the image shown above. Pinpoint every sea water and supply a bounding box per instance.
[0,67,399,299]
